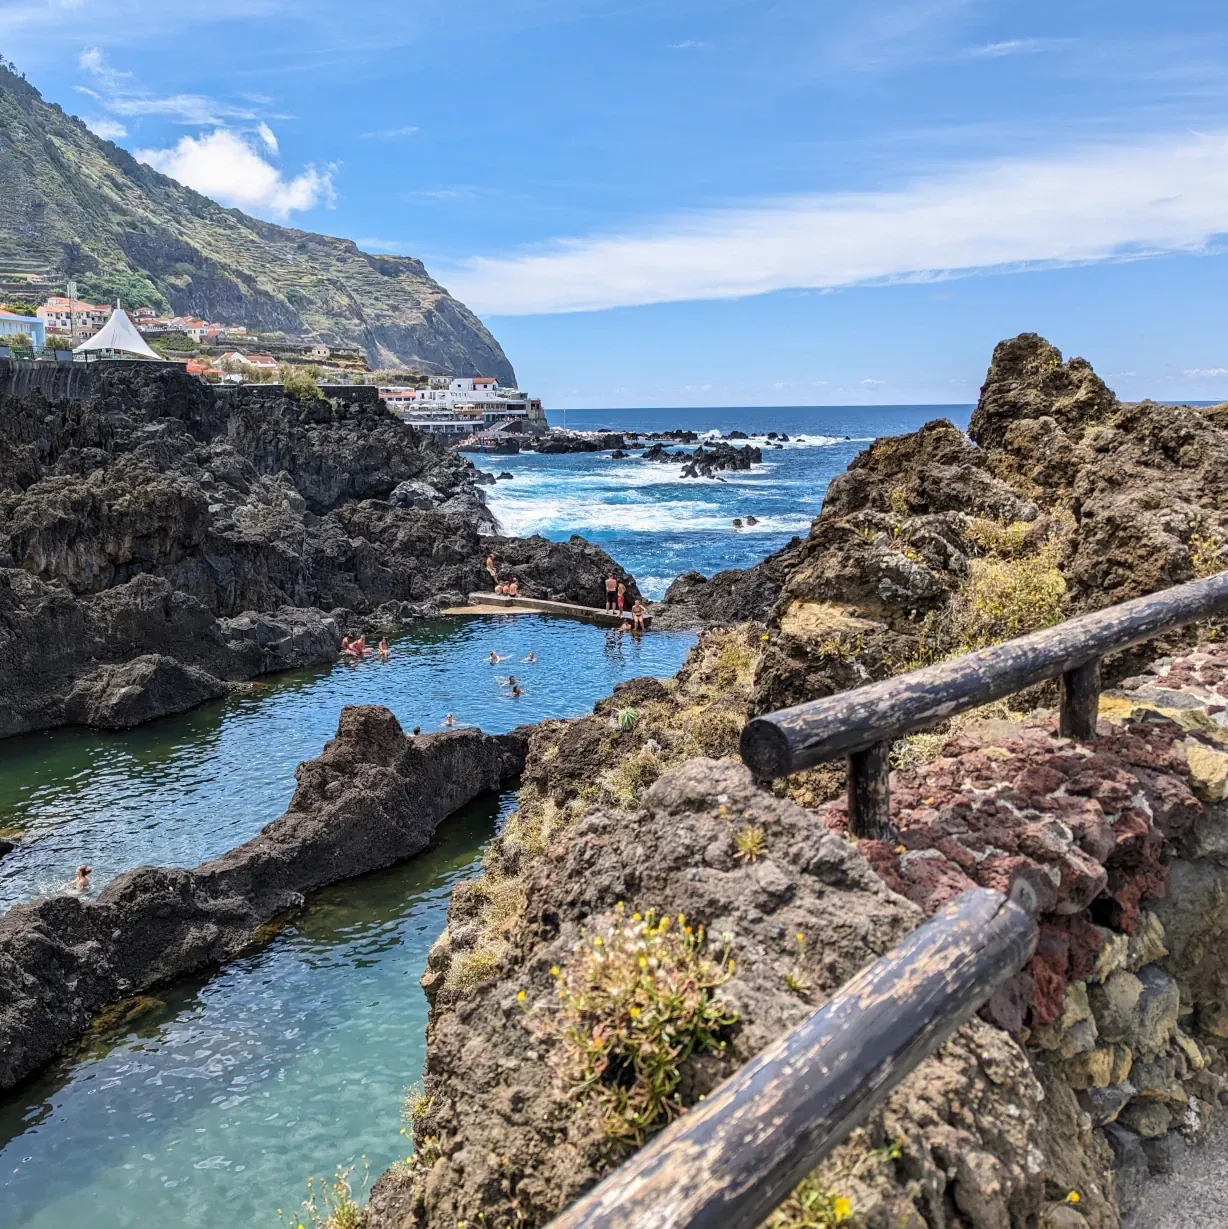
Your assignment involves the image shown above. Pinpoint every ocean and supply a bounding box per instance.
[478,405,972,597]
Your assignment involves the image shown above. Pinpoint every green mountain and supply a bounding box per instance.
[0,60,515,382]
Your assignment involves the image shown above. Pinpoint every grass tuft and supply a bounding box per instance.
[733,825,766,862]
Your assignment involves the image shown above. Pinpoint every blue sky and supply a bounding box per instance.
[4,0,1228,407]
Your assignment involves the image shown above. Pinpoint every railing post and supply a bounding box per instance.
[847,740,893,841]
[1059,657,1101,740]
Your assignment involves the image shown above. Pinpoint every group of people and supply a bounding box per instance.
[604,576,647,631]
[485,554,520,597]
[340,634,391,661]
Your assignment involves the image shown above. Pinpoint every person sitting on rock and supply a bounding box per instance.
[342,635,363,658]
[378,638,390,659]
[605,575,619,610]
[351,634,370,657]
[631,599,646,631]
[507,577,519,597]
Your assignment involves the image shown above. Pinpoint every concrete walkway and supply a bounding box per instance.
[451,592,654,628]
[1127,1125,1228,1228]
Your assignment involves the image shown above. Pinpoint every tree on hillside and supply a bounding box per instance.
[76,270,169,312]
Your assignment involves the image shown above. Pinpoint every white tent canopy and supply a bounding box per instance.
[73,304,161,360]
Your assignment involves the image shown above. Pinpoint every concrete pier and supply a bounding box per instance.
[444,592,653,628]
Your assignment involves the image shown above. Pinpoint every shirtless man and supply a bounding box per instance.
[485,553,498,582]
[352,634,370,656]
[605,575,619,610]
[523,650,536,664]
[488,650,505,664]
[443,712,455,728]
[507,577,519,597]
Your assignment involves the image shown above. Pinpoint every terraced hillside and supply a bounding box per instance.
[0,61,514,380]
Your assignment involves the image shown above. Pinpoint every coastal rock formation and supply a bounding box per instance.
[365,635,1228,1228]
[656,334,1228,707]
[679,440,762,478]
[0,362,635,735]
[0,705,526,1088]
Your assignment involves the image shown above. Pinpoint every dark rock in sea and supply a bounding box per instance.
[610,449,626,459]
[779,432,789,441]
[0,840,13,861]
[652,539,801,629]
[0,362,636,736]
[496,471,514,480]
[726,429,748,439]
[0,704,527,1089]
[531,432,626,454]
[767,431,778,439]
[679,441,762,479]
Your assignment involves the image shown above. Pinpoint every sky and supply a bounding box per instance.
[3,0,1228,408]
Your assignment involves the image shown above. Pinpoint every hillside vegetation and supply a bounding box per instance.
[0,61,514,380]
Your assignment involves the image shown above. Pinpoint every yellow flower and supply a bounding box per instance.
[629,1006,640,1018]
[593,936,603,946]
[631,911,642,921]
[796,932,805,943]
[638,956,648,968]
[833,1195,852,1220]
[761,633,769,641]
[517,989,526,1002]
[550,965,560,977]
[1064,1191,1081,1204]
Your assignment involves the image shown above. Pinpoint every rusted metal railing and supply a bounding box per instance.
[741,570,1228,838]
[550,888,1037,1229]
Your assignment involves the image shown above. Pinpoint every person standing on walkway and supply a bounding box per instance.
[605,575,618,610]
[616,581,626,615]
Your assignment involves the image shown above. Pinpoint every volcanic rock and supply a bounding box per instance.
[0,705,526,1088]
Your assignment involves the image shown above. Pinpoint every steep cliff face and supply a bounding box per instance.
[0,62,514,381]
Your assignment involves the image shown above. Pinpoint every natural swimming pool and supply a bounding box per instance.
[0,614,695,1228]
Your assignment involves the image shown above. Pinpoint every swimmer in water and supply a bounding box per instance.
[523,650,536,664]
[378,638,390,659]
[511,684,522,698]
[488,650,505,664]
[68,864,92,895]
[443,712,455,728]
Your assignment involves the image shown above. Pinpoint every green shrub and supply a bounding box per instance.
[616,706,639,731]
[279,362,324,400]
[551,903,736,1142]
[948,540,1066,650]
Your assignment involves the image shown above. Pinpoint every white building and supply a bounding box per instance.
[37,296,110,337]
[380,376,544,424]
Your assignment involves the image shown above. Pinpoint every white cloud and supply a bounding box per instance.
[136,129,334,220]
[669,40,709,50]
[1183,367,1228,378]
[862,378,885,385]
[361,125,419,139]
[965,38,1059,59]
[83,116,127,139]
[448,132,1228,316]
[256,121,278,152]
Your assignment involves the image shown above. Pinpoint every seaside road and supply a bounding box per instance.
[1127,1125,1228,1227]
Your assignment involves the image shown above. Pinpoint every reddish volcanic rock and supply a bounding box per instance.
[816,704,1211,1028]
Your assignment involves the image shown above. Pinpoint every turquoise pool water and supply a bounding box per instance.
[0,615,695,1227]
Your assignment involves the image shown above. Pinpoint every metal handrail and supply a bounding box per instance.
[550,889,1037,1229]
[741,569,1228,838]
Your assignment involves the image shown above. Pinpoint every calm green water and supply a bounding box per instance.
[0,615,695,1227]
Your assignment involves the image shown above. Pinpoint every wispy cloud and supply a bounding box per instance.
[669,40,709,50]
[449,131,1228,316]
[964,38,1064,59]
[83,116,127,140]
[1183,367,1228,378]
[361,125,419,139]
[137,129,334,219]
[77,44,261,124]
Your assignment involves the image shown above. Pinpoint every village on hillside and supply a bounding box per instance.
[0,291,545,443]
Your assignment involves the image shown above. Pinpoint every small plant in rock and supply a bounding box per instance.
[887,486,910,519]
[767,1175,854,1228]
[733,825,766,862]
[551,903,737,1143]
[289,1161,368,1229]
[402,1082,432,1130]
[1191,533,1226,579]
[948,538,1066,650]
[616,706,640,731]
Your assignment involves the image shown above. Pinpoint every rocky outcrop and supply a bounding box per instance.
[679,440,762,478]
[530,433,626,454]
[0,362,635,735]
[0,705,526,1088]
[653,541,800,630]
